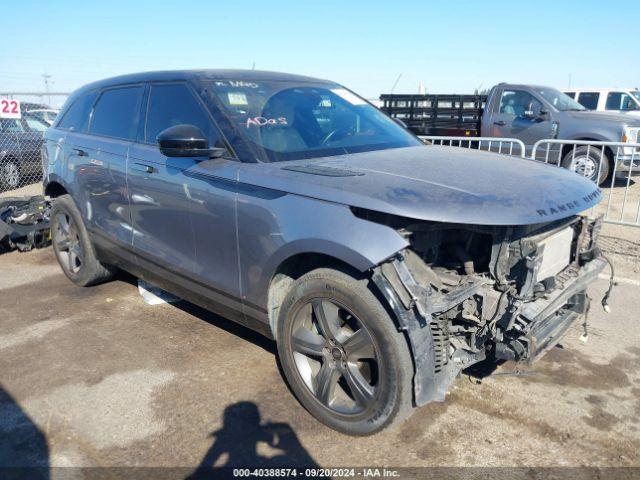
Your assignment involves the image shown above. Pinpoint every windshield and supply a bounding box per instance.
[535,87,586,111]
[631,91,640,103]
[209,80,421,162]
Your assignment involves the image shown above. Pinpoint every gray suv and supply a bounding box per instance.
[43,70,607,435]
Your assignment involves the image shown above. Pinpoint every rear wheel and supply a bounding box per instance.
[51,194,116,286]
[561,146,610,185]
[0,158,21,190]
[276,268,414,435]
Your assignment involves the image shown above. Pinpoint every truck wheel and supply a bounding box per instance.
[0,158,21,190]
[51,194,116,286]
[276,268,414,435]
[561,146,610,185]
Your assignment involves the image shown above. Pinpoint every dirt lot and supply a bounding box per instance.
[1,222,639,478]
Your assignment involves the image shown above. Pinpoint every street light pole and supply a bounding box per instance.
[42,74,52,106]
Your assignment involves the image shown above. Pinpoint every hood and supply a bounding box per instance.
[566,110,640,125]
[236,146,602,226]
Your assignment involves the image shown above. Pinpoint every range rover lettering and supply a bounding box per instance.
[43,70,609,435]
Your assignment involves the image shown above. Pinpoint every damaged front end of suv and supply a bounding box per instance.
[364,209,609,406]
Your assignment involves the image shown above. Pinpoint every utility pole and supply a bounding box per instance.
[568,73,572,89]
[42,74,52,106]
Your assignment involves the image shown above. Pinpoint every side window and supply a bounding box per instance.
[564,92,576,99]
[90,86,144,140]
[605,92,635,111]
[57,91,98,132]
[498,90,542,118]
[145,83,221,146]
[576,92,599,110]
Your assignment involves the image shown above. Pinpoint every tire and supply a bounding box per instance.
[561,146,610,186]
[276,268,414,435]
[50,194,116,286]
[0,158,21,190]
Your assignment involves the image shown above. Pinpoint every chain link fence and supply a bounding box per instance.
[1,93,68,196]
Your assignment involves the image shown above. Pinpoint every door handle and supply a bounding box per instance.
[493,121,506,126]
[73,148,88,156]
[132,163,156,174]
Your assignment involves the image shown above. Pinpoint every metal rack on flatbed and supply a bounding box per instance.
[379,93,487,137]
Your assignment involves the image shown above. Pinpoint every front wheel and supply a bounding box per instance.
[276,268,414,435]
[561,146,610,185]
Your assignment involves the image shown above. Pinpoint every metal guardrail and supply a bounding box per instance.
[531,139,640,227]
[419,135,526,157]
[422,136,640,228]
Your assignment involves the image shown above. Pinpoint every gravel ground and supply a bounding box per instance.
[0,237,639,478]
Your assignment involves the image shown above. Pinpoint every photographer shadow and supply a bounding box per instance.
[0,386,49,479]
[188,401,320,478]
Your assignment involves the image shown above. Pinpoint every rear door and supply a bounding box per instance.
[80,85,143,251]
[52,89,98,203]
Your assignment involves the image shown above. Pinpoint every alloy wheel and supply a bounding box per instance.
[289,298,380,415]
[2,162,20,189]
[53,212,83,275]
[570,155,597,179]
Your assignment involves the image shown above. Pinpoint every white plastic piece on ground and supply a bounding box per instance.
[137,279,180,305]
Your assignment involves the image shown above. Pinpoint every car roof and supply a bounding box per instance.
[496,83,557,90]
[564,88,639,92]
[73,69,333,94]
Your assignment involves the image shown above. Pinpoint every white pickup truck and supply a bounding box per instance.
[564,88,640,117]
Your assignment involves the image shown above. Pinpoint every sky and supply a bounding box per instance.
[1,0,638,103]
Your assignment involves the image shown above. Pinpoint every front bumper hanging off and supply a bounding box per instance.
[372,231,609,407]
[496,256,606,363]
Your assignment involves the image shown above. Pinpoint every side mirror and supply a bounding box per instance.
[157,124,225,158]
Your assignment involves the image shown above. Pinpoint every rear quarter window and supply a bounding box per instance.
[89,86,144,140]
[57,90,98,132]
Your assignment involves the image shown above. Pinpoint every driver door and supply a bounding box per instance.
[490,89,553,156]
[127,82,243,320]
